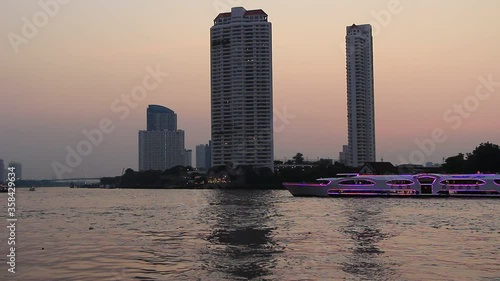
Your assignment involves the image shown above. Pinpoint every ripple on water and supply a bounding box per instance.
[1,188,498,281]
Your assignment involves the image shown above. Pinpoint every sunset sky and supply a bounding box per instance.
[1,0,499,179]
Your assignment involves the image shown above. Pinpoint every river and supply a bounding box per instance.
[0,187,498,280]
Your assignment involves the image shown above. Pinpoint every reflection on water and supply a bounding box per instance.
[340,199,399,281]
[201,190,281,280]
[1,188,498,280]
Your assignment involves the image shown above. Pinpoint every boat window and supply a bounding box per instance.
[493,179,500,185]
[339,179,375,186]
[339,180,356,185]
[439,179,486,186]
[387,179,414,186]
[417,177,435,184]
[316,180,331,185]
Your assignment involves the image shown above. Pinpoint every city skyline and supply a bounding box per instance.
[1,1,499,179]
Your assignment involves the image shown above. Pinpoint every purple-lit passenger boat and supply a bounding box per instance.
[283,174,500,198]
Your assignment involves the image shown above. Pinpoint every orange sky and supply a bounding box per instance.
[1,0,499,179]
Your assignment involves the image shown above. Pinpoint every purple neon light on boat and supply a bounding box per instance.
[337,179,376,187]
[439,179,486,186]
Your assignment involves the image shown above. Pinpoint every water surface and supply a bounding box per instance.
[0,188,498,280]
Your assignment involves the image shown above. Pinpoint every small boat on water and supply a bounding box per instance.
[283,173,500,198]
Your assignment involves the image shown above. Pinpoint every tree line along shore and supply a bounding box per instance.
[96,142,500,190]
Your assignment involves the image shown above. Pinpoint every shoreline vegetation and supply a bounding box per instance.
[99,164,287,190]
[12,142,500,189]
[94,159,359,190]
[97,142,500,190]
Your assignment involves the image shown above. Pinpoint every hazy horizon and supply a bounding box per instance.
[1,0,499,179]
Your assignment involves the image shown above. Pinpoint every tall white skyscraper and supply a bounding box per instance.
[210,7,274,169]
[345,24,376,167]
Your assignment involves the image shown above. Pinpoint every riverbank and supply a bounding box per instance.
[78,183,285,190]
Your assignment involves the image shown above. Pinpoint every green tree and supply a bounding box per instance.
[466,142,500,173]
[443,153,467,173]
[293,153,304,164]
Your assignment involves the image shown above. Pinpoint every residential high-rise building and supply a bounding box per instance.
[138,130,185,170]
[8,161,22,180]
[196,142,212,171]
[147,105,177,131]
[344,24,376,167]
[139,105,186,171]
[210,7,274,169]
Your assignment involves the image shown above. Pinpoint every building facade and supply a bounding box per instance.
[147,105,177,132]
[138,130,185,171]
[139,105,187,171]
[339,145,349,165]
[345,24,376,167]
[184,149,192,167]
[0,159,4,182]
[196,143,212,171]
[8,162,22,180]
[210,7,274,169]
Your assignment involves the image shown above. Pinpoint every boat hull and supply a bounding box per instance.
[284,174,500,198]
[283,183,331,197]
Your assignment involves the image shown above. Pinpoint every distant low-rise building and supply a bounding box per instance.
[196,142,212,171]
[0,159,4,182]
[359,162,398,175]
[184,149,192,167]
[339,145,349,165]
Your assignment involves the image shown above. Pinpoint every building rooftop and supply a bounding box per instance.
[148,105,175,114]
[214,8,267,20]
[359,162,398,175]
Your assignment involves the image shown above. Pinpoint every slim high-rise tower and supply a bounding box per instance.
[210,7,274,169]
[345,24,375,167]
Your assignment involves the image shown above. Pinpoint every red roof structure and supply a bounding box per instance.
[215,9,268,20]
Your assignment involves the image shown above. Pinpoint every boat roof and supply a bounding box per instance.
[319,173,500,181]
